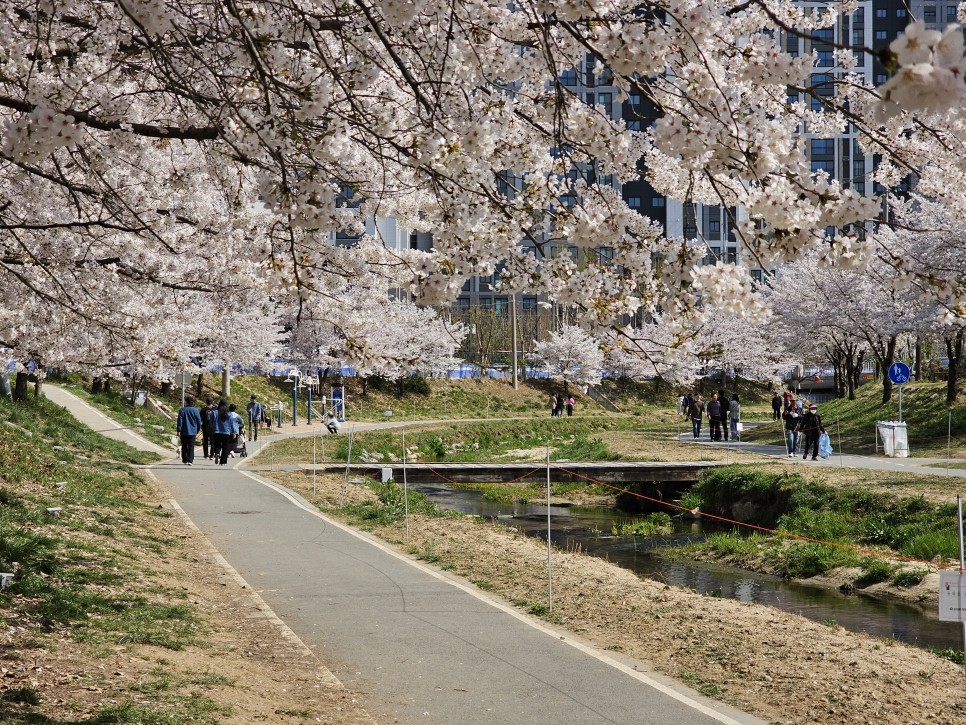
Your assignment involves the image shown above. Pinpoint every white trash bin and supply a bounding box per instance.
[876,421,909,458]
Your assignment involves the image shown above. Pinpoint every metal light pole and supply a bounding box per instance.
[511,293,519,390]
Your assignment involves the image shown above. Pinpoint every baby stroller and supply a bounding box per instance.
[234,423,248,458]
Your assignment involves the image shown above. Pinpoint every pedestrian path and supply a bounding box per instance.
[48,389,765,725]
[43,384,171,456]
[676,428,966,478]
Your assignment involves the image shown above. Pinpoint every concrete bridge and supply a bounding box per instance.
[299,461,720,511]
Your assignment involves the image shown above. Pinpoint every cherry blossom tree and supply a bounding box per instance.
[534,324,604,391]
[2,1,966,378]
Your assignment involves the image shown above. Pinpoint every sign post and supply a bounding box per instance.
[938,496,966,686]
[888,362,910,422]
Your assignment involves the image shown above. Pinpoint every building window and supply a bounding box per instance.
[494,297,509,315]
[817,50,834,66]
[875,30,887,41]
[751,269,763,284]
[626,120,641,131]
[811,138,834,155]
[923,6,936,22]
[598,247,615,265]
[811,159,835,174]
[457,297,470,311]
[948,6,959,22]
[597,92,612,114]
[875,73,887,85]
[708,219,721,238]
[479,297,493,310]
[409,232,419,250]
[897,8,906,17]
[651,197,665,207]
[627,196,641,208]
[561,68,577,85]
[725,248,737,264]
[875,8,886,17]
[630,93,641,105]
[521,296,537,311]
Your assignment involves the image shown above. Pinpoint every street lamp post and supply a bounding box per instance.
[286,369,300,426]
[511,293,519,390]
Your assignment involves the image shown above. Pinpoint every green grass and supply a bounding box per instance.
[0,393,220,722]
[268,417,635,465]
[611,512,673,536]
[680,465,959,579]
[341,479,446,527]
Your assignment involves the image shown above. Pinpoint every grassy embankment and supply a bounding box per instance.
[741,381,966,457]
[54,376,178,448]
[0,395,221,721]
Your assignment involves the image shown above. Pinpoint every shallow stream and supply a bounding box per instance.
[407,480,963,651]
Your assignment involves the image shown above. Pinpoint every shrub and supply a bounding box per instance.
[774,542,857,578]
[892,569,928,588]
[898,529,960,561]
[855,558,894,586]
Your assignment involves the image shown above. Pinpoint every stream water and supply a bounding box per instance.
[407,480,964,651]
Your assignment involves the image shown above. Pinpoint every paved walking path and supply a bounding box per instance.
[46,389,764,725]
[676,427,966,478]
[43,385,171,456]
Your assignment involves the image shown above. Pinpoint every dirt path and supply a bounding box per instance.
[269,470,966,725]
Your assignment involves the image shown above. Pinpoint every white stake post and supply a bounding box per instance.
[403,431,410,543]
[312,424,317,497]
[546,445,553,613]
[342,430,353,506]
[837,419,843,468]
[959,496,966,684]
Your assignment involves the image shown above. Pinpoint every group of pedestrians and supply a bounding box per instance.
[779,392,827,460]
[681,390,741,442]
[177,394,266,466]
[549,393,575,417]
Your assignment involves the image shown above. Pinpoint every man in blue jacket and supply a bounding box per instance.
[176,395,204,465]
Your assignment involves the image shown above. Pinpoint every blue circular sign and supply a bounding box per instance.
[888,362,911,385]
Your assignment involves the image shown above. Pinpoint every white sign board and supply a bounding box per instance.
[939,570,966,622]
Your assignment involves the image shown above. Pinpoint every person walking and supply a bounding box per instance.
[706,393,722,442]
[682,392,693,420]
[212,400,238,465]
[800,403,826,461]
[718,388,729,441]
[729,394,741,440]
[549,394,558,418]
[689,393,705,440]
[228,404,244,458]
[201,396,216,460]
[566,395,575,417]
[176,395,203,465]
[771,392,782,420]
[246,396,262,442]
[555,394,565,418]
[783,405,801,457]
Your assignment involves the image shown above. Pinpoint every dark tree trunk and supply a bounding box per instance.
[160,381,172,397]
[914,337,923,382]
[33,375,42,399]
[946,330,964,404]
[91,377,103,394]
[195,373,204,398]
[397,377,405,397]
[14,372,28,402]
[362,376,369,396]
[104,378,112,393]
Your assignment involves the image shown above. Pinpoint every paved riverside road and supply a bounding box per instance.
[677,428,966,479]
[151,455,765,725]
